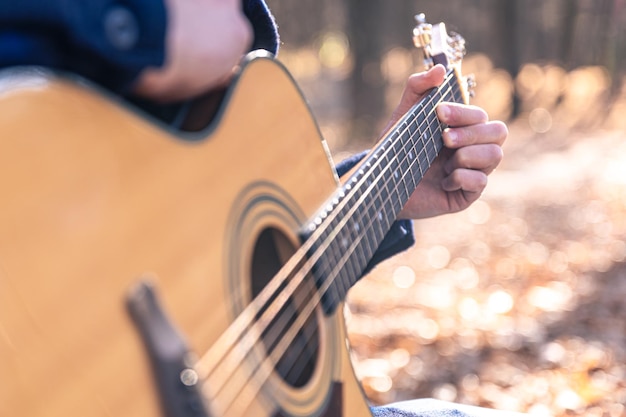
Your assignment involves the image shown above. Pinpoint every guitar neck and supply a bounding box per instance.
[305,69,465,313]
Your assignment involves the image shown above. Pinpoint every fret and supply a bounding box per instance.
[309,245,338,312]
[356,238,377,278]
[326,231,351,298]
[385,182,400,225]
[389,153,401,184]
[390,192,404,214]
[376,194,391,235]
[320,228,343,295]
[407,118,418,147]
[340,248,358,294]
[417,137,429,178]
[364,204,378,241]
[345,191,367,257]
[433,88,443,103]
[340,262,357,292]
[351,214,370,270]
[430,116,443,157]
[392,136,403,155]
[365,172,387,235]
[352,250,371,289]
[380,143,391,170]
[405,148,418,192]
[423,130,432,166]
[375,210,386,235]
[317,216,361,304]
[426,116,437,163]
[415,107,426,126]
[396,132,411,202]
[332,206,357,284]
[444,86,454,101]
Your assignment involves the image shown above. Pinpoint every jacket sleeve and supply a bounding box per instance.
[0,0,282,94]
[0,0,167,92]
[335,151,415,274]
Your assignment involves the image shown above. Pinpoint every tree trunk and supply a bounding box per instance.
[493,0,521,117]
[346,0,386,143]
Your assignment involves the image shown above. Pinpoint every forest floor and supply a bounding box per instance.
[346,119,626,416]
[279,45,626,415]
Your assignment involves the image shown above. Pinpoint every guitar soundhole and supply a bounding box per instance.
[251,227,320,388]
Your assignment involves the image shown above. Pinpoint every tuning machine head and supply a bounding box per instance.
[412,13,474,102]
[466,73,476,98]
[412,13,466,70]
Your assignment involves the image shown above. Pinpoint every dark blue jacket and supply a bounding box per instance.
[0,0,278,93]
[0,0,413,272]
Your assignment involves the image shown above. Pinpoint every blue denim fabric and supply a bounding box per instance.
[372,399,528,416]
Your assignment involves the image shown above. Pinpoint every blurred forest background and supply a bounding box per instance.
[267,0,626,416]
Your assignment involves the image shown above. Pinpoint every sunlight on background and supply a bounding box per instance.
[273,8,626,415]
[317,31,350,71]
[344,59,626,413]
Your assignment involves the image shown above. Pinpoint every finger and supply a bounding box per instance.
[443,143,504,175]
[442,120,508,148]
[406,64,447,96]
[441,168,488,195]
[437,102,488,127]
[395,65,447,113]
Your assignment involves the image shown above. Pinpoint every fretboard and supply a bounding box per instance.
[305,69,464,313]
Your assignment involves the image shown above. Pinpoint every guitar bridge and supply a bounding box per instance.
[126,280,211,417]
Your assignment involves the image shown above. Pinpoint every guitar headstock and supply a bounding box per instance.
[412,13,475,102]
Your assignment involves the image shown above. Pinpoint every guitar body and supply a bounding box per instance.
[0,55,371,417]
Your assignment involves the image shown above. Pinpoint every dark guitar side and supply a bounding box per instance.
[0,54,372,417]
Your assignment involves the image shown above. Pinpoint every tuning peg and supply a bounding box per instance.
[466,74,476,98]
[412,13,432,49]
[448,32,466,61]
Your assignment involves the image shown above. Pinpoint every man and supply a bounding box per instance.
[0,0,514,415]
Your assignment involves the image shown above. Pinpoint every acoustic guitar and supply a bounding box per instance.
[0,15,470,417]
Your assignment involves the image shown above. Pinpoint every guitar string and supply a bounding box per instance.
[212,87,461,417]
[193,74,452,384]
[197,73,461,414]
[216,81,461,417]
[195,70,458,382]
[198,74,461,415]
[268,77,461,387]
[204,75,458,416]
